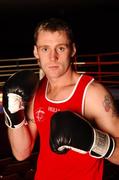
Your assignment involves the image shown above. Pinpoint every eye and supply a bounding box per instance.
[41,47,49,52]
[57,46,66,53]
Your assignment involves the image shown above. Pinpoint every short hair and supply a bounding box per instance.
[34,18,75,45]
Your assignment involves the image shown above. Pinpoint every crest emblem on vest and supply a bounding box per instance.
[35,108,45,122]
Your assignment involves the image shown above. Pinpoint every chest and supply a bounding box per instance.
[47,84,75,101]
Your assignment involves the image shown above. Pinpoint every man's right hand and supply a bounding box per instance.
[3,70,38,128]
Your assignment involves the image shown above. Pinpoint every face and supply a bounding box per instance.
[34,30,76,79]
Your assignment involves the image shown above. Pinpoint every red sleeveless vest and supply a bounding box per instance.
[34,74,104,180]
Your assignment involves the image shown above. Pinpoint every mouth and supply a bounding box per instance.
[48,65,59,69]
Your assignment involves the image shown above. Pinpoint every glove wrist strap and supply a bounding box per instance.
[5,117,26,129]
[90,128,115,158]
[3,107,27,129]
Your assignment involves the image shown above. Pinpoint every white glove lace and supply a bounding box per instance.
[7,93,24,113]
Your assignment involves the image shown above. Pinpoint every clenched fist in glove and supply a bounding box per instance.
[50,111,115,159]
[3,70,38,128]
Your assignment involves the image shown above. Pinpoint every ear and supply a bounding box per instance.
[33,46,41,66]
[71,43,76,57]
[33,45,39,59]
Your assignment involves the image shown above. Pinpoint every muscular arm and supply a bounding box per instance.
[8,98,38,161]
[85,81,119,164]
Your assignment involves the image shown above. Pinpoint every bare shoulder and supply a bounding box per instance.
[85,80,116,112]
[84,80,119,135]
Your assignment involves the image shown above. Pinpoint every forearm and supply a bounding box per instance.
[108,137,119,165]
[2,70,38,161]
[8,124,34,161]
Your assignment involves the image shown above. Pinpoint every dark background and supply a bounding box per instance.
[0,0,119,59]
[0,2,119,179]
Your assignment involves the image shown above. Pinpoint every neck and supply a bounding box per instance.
[47,70,79,91]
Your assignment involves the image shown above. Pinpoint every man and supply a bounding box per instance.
[3,18,119,179]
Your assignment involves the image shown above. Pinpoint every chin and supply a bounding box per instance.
[48,73,62,79]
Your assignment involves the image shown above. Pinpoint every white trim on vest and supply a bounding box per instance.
[45,75,83,104]
[81,78,94,116]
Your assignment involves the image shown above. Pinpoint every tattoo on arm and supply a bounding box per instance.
[27,117,35,123]
[103,94,118,117]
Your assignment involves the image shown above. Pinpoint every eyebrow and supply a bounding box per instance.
[36,43,70,48]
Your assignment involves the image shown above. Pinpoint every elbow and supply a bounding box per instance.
[12,149,32,161]
[14,153,30,161]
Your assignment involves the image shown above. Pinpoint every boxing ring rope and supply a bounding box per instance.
[76,52,119,87]
[0,52,119,86]
[0,52,119,106]
[0,57,40,87]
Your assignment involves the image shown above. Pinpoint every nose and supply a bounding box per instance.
[50,49,58,61]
